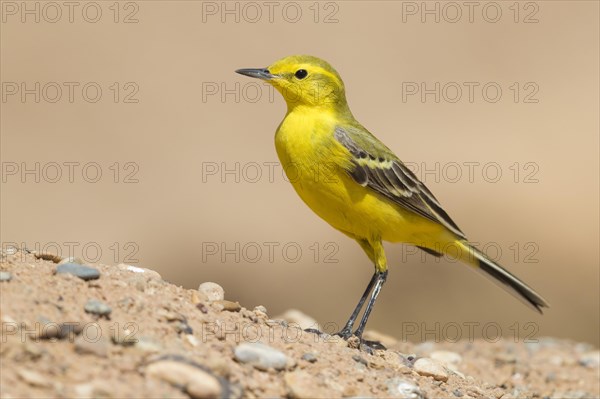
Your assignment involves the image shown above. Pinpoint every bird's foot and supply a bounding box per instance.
[336,330,387,353]
[334,328,354,340]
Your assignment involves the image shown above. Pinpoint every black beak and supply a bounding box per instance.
[235,68,275,80]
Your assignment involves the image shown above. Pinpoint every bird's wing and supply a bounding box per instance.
[334,125,466,240]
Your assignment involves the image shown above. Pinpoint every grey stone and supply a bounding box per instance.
[56,263,100,281]
[84,299,112,316]
[301,353,317,363]
[0,271,12,282]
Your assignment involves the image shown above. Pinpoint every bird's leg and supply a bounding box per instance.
[336,272,378,339]
[353,270,388,339]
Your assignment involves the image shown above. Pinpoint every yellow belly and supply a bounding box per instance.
[274,109,450,245]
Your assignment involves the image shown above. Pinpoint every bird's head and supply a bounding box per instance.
[236,55,349,112]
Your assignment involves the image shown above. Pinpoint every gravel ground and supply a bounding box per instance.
[1,249,598,399]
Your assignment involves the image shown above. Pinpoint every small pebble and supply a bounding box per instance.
[157,308,186,322]
[17,369,51,388]
[579,351,600,368]
[214,300,241,312]
[352,354,368,366]
[197,303,209,314]
[72,383,113,398]
[111,327,138,346]
[135,337,163,353]
[413,358,449,382]
[398,353,417,367]
[0,271,12,282]
[174,321,194,334]
[198,282,225,301]
[84,299,112,317]
[184,334,199,347]
[145,358,223,399]
[254,305,267,314]
[301,353,317,363]
[387,377,423,399]
[466,386,485,397]
[234,342,288,371]
[56,263,100,281]
[453,388,464,397]
[34,252,62,263]
[119,263,162,280]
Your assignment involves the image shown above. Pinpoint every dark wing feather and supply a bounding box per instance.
[334,126,466,239]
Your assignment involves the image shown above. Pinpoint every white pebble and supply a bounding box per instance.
[198,282,225,301]
[387,378,423,399]
[234,342,288,371]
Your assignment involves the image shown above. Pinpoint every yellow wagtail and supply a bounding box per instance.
[236,55,548,343]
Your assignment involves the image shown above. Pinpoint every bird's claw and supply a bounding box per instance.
[335,330,387,352]
[334,329,354,340]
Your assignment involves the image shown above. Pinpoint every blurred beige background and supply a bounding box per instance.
[1,1,598,345]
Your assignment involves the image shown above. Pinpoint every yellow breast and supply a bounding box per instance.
[274,107,450,244]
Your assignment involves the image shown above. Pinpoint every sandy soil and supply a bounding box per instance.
[1,249,598,399]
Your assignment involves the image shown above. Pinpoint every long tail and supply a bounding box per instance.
[455,241,549,313]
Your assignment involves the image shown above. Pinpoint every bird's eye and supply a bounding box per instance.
[294,69,308,80]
